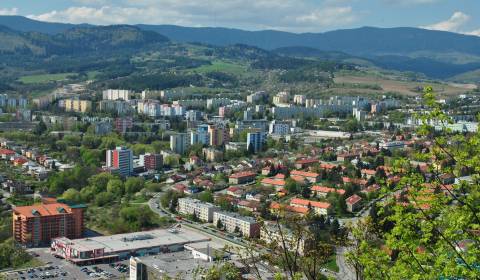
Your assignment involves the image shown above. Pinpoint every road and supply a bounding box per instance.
[148,191,356,279]
[147,192,247,248]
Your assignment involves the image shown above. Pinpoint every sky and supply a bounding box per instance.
[0,0,479,35]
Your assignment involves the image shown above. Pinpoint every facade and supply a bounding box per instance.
[98,100,131,115]
[170,133,189,155]
[208,125,228,147]
[177,198,219,222]
[346,194,363,212]
[190,124,210,145]
[50,228,210,265]
[12,202,85,247]
[115,117,133,134]
[290,170,320,183]
[293,95,306,105]
[273,92,289,105]
[247,131,265,153]
[213,211,260,238]
[289,198,331,216]
[106,147,133,177]
[269,120,290,135]
[102,89,131,101]
[202,148,223,162]
[229,171,257,185]
[246,91,267,103]
[143,154,163,171]
[64,99,92,113]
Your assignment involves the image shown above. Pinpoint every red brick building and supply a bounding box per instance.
[12,202,86,247]
[144,153,163,171]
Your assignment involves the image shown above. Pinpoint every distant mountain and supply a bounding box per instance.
[1,15,480,79]
[0,25,169,56]
[0,15,80,34]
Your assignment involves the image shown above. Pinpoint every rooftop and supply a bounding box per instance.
[13,203,74,218]
[54,227,210,255]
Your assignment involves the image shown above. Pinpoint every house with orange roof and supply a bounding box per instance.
[12,202,86,247]
[290,170,320,183]
[346,194,363,212]
[270,201,309,216]
[311,185,345,198]
[361,169,376,179]
[289,198,331,215]
[261,178,286,189]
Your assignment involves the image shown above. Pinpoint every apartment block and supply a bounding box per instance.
[177,198,219,222]
[102,89,131,101]
[106,147,133,177]
[213,211,260,238]
[13,202,86,247]
[65,99,92,113]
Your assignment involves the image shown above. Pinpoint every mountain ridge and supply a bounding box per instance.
[0,15,480,80]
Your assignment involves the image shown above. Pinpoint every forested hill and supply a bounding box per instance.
[0,24,169,56]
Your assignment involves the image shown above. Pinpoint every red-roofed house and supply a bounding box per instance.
[361,169,376,179]
[238,200,260,212]
[290,170,320,183]
[270,201,309,216]
[0,148,15,159]
[261,178,286,189]
[227,186,244,198]
[295,158,319,169]
[13,157,28,167]
[229,171,256,185]
[336,153,358,162]
[173,183,187,193]
[311,186,345,198]
[346,194,363,212]
[290,198,331,215]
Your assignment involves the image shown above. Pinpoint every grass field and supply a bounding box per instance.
[18,72,75,84]
[334,73,475,97]
[193,60,248,75]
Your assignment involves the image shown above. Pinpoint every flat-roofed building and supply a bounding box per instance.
[51,227,211,265]
[213,211,260,238]
[177,198,220,222]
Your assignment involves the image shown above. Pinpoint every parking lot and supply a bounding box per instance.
[2,248,129,280]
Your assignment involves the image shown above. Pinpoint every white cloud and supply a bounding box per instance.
[0,7,18,16]
[294,7,356,27]
[27,0,359,32]
[465,29,480,36]
[383,0,440,5]
[421,11,470,32]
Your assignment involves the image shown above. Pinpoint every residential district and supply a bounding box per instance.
[0,86,477,279]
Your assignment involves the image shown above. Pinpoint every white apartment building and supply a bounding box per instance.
[177,198,219,222]
[273,92,289,105]
[213,211,260,238]
[102,89,132,101]
[246,91,267,103]
[207,98,231,109]
[293,95,306,105]
[173,99,207,109]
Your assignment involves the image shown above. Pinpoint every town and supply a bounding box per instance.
[0,4,479,280]
[0,81,478,280]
